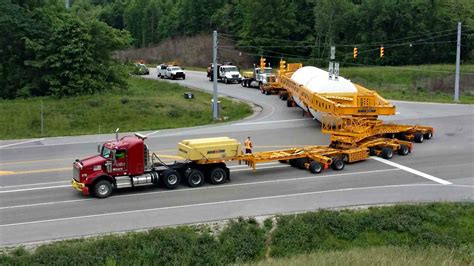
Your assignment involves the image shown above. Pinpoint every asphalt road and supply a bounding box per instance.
[0,70,473,246]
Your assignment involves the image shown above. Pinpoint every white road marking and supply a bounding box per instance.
[0,181,69,189]
[2,182,472,228]
[0,168,399,209]
[371,157,452,185]
[233,118,311,126]
[0,138,44,149]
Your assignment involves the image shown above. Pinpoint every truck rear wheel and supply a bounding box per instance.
[209,167,227,185]
[162,169,180,189]
[186,169,204,187]
[331,158,345,171]
[93,180,113,198]
[309,161,323,174]
[381,147,394,159]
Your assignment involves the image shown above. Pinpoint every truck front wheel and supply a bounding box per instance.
[163,169,181,189]
[93,180,113,198]
[209,167,227,185]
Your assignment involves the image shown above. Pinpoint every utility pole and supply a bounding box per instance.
[454,22,461,102]
[212,30,219,120]
[65,0,70,9]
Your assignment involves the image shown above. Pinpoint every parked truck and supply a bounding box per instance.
[207,63,242,83]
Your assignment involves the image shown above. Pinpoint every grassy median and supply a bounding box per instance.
[1,202,472,265]
[0,77,252,140]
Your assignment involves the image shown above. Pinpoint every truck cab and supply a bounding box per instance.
[218,65,242,84]
[72,135,150,198]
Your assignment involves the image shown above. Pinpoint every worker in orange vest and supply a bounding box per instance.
[244,137,253,154]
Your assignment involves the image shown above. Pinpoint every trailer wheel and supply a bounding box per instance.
[369,147,376,156]
[424,131,432,140]
[398,144,409,156]
[93,180,113,199]
[286,99,293,107]
[414,132,424,143]
[162,169,180,189]
[381,147,394,159]
[331,158,345,171]
[186,169,204,187]
[289,159,298,167]
[209,167,227,185]
[295,158,309,169]
[309,161,323,174]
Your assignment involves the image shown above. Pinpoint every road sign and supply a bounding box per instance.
[328,62,334,80]
[330,46,335,60]
[334,62,340,80]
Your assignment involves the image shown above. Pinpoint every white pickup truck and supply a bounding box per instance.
[157,65,186,80]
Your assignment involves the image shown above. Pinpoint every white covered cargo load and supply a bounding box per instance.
[290,66,358,121]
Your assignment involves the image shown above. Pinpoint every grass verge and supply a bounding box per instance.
[0,203,472,265]
[0,77,252,140]
[340,64,474,104]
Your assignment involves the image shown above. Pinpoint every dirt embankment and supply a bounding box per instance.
[114,34,253,68]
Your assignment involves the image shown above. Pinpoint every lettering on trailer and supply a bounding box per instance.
[207,149,226,154]
[357,108,376,113]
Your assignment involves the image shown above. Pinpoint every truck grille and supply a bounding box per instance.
[73,165,80,181]
[232,74,239,78]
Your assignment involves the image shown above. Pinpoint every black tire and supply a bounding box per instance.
[158,73,161,78]
[295,158,309,169]
[171,75,175,80]
[93,179,113,199]
[287,100,293,107]
[309,161,323,174]
[398,144,409,156]
[209,167,227,185]
[369,147,376,156]
[289,159,298,167]
[160,75,164,79]
[186,169,204,187]
[424,131,433,140]
[182,75,186,80]
[162,169,180,189]
[381,147,394,159]
[224,77,228,84]
[414,132,424,143]
[281,95,288,101]
[265,90,270,95]
[331,158,345,171]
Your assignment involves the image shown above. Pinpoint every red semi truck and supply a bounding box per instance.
[71,133,232,198]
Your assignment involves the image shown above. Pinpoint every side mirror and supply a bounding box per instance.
[97,144,101,153]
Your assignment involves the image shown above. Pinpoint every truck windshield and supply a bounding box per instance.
[224,66,238,72]
[101,146,111,158]
[171,67,181,71]
[264,68,272,74]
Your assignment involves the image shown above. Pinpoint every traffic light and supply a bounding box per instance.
[353,47,358,59]
[380,46,384,58]
[279,59,286,70]
[260,57,266,69]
